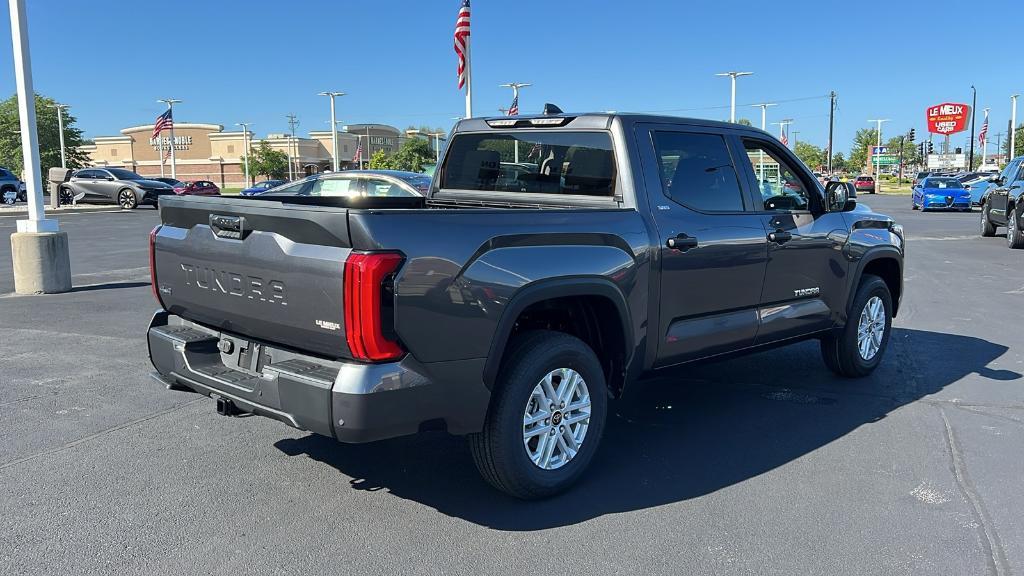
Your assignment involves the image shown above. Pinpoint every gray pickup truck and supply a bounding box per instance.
[147,112,904,499]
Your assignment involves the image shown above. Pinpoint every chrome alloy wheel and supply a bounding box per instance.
[522,368,591,471]
[857,296,885,361]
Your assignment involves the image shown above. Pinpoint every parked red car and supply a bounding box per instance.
[173,180,220,196]
[854,175,876,194]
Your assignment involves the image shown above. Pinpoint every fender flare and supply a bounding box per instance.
[482,277,634,389]
[847,246,903,315]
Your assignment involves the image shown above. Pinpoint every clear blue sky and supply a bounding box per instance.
[0,0,1018,156]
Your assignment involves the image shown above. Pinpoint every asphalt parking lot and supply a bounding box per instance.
[1,196,1022,575]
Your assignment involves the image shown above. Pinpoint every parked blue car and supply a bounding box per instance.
[240,179,287,196]
[912,177,972,211]
[960,175,994,206]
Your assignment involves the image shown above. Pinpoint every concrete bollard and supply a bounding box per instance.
[10,231,72,294]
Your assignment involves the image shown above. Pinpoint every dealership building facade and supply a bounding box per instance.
[81,123,408,187]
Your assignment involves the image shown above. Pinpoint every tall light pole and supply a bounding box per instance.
[1011,94,1020,161]
[715,71,753,123]
[286,114,299,180]
[157,98,181,179]
[236,122,251,186]
[500,83,531,162]
[49,102,68,168]
[771,119,793,144]
[868,119,890,194]
[751,103,776,182]
[318,91,345,172]
[427,132,445,164]
[969,85,977,169]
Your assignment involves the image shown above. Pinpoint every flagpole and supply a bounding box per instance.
[464,38,473,118]
[158,129,165,178]
[158,98,181,180]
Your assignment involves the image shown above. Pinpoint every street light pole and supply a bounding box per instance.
[427,132,445,164]
[157,98,181,179]
[715,71,752,123]
[318,91,345,172]
[969,85,976,169]
[49,103,68,168]
[500,82,531,162]
[752,103,776,182]
[236,122,251,186]
[1011,94,1020,162]
[868,118,890,194]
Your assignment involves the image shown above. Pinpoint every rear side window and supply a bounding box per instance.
[653,131,744,212]
[440,131,616,197]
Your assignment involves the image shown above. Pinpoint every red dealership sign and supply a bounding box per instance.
[926,103,971,135]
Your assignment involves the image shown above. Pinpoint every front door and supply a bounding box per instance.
[739,137,847,343]
[988,158,1021,224]
[638,125,768,367]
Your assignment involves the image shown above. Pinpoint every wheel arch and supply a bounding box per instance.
[483,278,635,397]
[851,248,902,317]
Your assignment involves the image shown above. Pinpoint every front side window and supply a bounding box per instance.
[653,131,744,212]
[440,131,616,197]
[744,140,811,211]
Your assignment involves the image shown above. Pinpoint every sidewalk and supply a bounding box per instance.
[0,202,130,215]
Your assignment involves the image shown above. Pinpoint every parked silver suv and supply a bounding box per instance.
[0,167,26,204]
[58,167,173,209]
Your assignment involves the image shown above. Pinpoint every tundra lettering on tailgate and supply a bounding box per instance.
[180,262,287,305]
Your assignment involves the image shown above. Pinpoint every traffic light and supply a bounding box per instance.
[927,141,934,154]
[908,128,915,143]
[955,147,962,154]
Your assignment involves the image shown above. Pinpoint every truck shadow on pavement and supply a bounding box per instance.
[275,328,1019,530]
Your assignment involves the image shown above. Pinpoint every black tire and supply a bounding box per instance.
[980,203,996,237]
[57,186,74,206]
[117,188,138,210]
[911,203,919,210]
[1008,205,1024,249]
[468,330,608,499]
[821,275,893,378]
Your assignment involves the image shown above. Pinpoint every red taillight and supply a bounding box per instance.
[344,252,404,362]
[149,225,164,307]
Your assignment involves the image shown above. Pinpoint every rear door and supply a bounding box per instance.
[739,136,847,342]
[637,123,768,366]
[988,158,1021,223]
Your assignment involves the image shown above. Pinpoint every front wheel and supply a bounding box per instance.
[980,204,996,237]
[57,187,74,206]
[821,275,893,378]
[118,188,138,210]
[468,331,607,499]
[1008,205,1024,249]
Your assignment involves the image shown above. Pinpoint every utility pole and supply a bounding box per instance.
[868,119,890,194]
[318,91,345,172]
[992,131,1003,165]
[157,98,181,179]
[828,91,837,174]
[715,71,752,123]
[49,102,68,168]
[968,85,976,169]
[286,114,299,180]
[235,122,251,186]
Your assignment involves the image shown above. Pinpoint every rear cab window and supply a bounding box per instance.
[438,128,617,202]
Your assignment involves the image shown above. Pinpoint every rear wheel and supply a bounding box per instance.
[1008,205,1024,249]
[118,188,138,210]
[468,331,607,499]
[821,275,892,378]
[980,204,996,237]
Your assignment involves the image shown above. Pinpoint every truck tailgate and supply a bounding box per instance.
[153,196,353,359]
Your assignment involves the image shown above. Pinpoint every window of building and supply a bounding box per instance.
[227,145,235,153]
[653,131,744,212]
[110,149,117,157]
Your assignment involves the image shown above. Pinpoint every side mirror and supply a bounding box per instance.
[988,175,1002,184]
[825,181,857,212]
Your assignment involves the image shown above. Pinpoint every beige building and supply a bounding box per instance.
[81,122,405,188]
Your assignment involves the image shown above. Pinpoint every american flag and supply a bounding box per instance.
[163,146,171,162]
[153,109,173,138]
[780,130,789,147]
[508,94,519,116]
[453,0,471,89]
[353,142,363,164]
[978,110,989,145]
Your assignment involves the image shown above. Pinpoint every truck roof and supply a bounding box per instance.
[455,112,775,139]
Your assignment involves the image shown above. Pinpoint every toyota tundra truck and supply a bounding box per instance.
[147,112,904,499]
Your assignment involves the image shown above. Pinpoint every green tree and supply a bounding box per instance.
[831,151,847,172]
[736,118,753,127]
[0,93,89,184]
[384,137,434,172]
[368,149,391,170]
[848,128,878,174]
[242,140,288,180]
[793,141,824,170]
